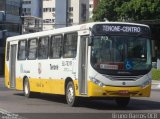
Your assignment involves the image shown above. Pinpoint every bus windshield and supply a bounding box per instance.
[91,35,151,75]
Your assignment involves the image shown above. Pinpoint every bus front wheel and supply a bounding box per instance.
[66,81,78,106]
[115,97,130,108]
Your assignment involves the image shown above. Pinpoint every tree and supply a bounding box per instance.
[116,0,160,21]
[93,0,160,21]
[93,0,130,21]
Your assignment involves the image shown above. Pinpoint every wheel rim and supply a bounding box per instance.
[67,85,74,103]
[24,81,29,95]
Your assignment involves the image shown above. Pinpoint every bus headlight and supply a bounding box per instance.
[141,80,151,88]
[90,77,105,87]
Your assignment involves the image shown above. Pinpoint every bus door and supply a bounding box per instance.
[78,35,88,95]
[9,44,17,89]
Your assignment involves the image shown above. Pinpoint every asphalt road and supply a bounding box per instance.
[0,78,160,119]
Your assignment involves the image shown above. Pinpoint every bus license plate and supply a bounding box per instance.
[118,90,129,95]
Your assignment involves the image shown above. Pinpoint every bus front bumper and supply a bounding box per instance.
[87,81,151,97]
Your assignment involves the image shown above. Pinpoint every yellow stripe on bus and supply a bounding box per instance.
[88,81,151,97]
[16,77,79,96]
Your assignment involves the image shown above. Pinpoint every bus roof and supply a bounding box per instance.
[6,21,149,42]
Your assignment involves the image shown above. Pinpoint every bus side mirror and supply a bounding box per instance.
[88,36,93,46]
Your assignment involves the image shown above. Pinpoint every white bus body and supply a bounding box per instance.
[5,22,152,107]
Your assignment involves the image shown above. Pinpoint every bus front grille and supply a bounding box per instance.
[104,75,143,81]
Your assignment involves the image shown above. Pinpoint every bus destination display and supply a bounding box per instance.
[93,24,150,36]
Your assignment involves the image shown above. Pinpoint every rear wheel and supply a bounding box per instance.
[66,81,79,106]
[115,97,130,108]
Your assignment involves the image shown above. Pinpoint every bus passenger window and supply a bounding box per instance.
[50,35,62,59]
[18,40,27,60]
[63,33,77,58]
[28,39,37,60]
[38,37,49,59]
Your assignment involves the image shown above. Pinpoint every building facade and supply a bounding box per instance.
[43,0,89,30]
[89,0,99,20]
[43,0,55,30]
[89,0,94,19]
[0,0,22,75]
[22,0,43,34]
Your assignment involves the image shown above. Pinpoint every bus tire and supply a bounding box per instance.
[115,97,130,108]
[66,81,78,107]
[23,78,33,98]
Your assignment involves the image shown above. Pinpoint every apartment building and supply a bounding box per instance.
[43,0,55,30]
[0,0,22,75]
[89,0,93,19]
[22,0,43,33]
[89,0,100,20]
[43,0,89,30]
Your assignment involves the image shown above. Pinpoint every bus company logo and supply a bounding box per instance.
[38,63,42,74]
[122,82,126,85]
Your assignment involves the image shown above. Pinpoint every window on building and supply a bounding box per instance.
[69,19,73,23]
[43,19,52,23]
[43,8,53,12]
[22,8,31,15]
[50,35,62,59]
[6,3,21,16]
[52,8,55,12]
[0,0,5,11]
[49,8,52,12]
[43,8,45,12]
[18,40,27,60]
[81,3,87,21]
[38,36,49,59]
[52,19,55,23]
[69,7,73,12]
[63,33,77,58]
[47,8,49,12]
[23,1,31,4]
[28,38,37,60]
[89,4,93,8]
[5,24,20,33]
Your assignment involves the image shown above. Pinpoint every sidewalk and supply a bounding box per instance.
[151,80,160,90]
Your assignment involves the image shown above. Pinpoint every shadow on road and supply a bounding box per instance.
[14,92,160,110]
[14,93,66,104]
[77,99,160,110]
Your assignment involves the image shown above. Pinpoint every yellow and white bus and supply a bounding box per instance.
[5,22,152,107]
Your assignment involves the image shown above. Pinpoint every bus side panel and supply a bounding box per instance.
[41,79,65,95]
[16,77,23,90]
[5,62,10,88]
[29,78,42,93]
[17,77,77,95]
[73,80,79,96]
[41,79,79,96]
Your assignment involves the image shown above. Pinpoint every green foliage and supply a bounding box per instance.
[93,0,129,21]
[152,68,160,80]
[117,0,160,21]
[93,0,160,21]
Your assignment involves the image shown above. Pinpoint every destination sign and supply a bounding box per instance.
[92,24,150,37]
[103,25,141,33]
